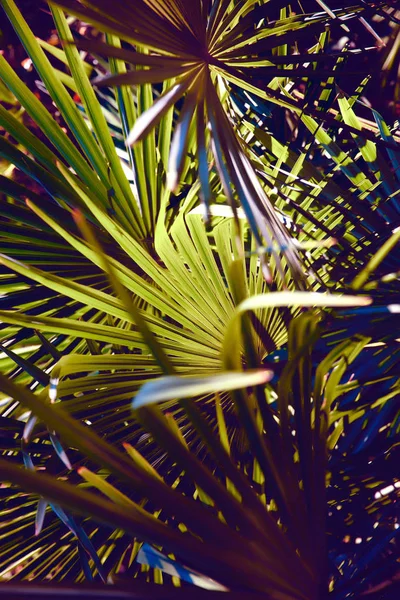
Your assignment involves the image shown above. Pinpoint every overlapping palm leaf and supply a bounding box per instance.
[0,192,397,595]
[0,0,399,598]
[43,0,397,284]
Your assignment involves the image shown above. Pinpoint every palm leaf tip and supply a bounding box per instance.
[132,370,274,408]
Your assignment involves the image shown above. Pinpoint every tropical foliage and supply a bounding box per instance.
[0,1,399,599]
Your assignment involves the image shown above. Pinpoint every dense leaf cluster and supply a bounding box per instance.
[0,1,399,599]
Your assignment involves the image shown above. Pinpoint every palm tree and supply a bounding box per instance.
[0,1,399,598]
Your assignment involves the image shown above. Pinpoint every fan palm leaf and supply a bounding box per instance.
[0,0,399,597]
